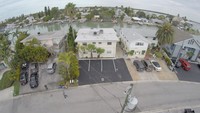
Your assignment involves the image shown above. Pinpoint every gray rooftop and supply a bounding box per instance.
[21,31,66,44]
[173,27,193,43]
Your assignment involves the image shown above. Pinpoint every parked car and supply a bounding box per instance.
[151,60,162,71]
[47,62,56,74]
[30,73,39,88]
[179,58,191,71]
[20,71,28,85]
[141,59,154,72]
[30,63,38,74]
[197,58,200,68]
[133,60,145,72]
[171,58,181,68]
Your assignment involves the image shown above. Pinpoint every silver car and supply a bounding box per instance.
[47,63,56,74]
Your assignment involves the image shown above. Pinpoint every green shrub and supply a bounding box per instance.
[165,57,172,66]
[0,70,15,90]
[154,51,163,58]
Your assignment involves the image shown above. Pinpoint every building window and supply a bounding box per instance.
[107,51,112,54]
[135,42,144,46]
[82,42,87,46]
[92,51,96,53]
[98,42,102,44]
[142,50,146,55]
[92,42,96,44]
[107,42,112,45]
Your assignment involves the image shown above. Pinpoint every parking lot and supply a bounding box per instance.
[19,63,62,94]
[176,63,200,82]
[78,58,132,85]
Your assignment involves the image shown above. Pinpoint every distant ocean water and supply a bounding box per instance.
[0,0,200,23]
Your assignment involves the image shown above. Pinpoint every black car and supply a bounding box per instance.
[20,71,28,85]
[141,59,154,72]
[30,63,38,74]
[30,73,39,88]
[133,60,145,72]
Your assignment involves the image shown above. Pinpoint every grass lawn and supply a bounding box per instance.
[0,70,14,90]
[13,81,20,96]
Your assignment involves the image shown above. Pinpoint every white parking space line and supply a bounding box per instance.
[101,60,103,72]
[88,60,90,72]
[112,59,117,72]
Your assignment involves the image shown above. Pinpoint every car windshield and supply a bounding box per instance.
[152,62,160,67]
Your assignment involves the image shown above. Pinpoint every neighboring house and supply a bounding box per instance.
[120,28,151,58]
[150,19,164,24]
[27,16,35,23]
[5,23,16,31]
[94,15,100,19]
[172,16,185,26]
[123,15,132,23]
[132,17,141,22]
[165,27,200,61]
[75,28,119,58]
[115,8,123,18]
[20,31,66,55]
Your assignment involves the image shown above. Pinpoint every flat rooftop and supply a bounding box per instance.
[75,28,119,42]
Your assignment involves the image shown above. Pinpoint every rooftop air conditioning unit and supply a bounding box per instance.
[93,31,97,35]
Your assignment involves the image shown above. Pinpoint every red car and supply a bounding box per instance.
[179,58,191,71]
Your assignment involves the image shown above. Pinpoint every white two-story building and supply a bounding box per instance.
[120,29,149,58]
[75,28,119,58]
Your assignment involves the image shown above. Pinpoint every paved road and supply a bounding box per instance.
[1,81,200,113]
[176,63,200,82]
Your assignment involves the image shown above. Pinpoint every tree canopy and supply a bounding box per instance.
[67,26,77,52]
[65,3,76,19]
[156,23,174,45]
[58,51,79,82]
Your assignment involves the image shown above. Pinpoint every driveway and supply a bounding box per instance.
[19,63,62,94]
[125,59,178,81]
[176,63,200,82]
[78,58,132,85]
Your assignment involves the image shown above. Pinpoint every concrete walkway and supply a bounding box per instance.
[0,86,13,102]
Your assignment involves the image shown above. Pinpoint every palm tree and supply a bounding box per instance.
[156,22,174,50]
[86,44,96,58]
[58,52,73,82]
[58,51,79,85]
[96,47,105,58]
[65,3,76,19]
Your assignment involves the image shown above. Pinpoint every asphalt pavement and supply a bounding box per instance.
[1,81,200,113]
[78,59,132,85]
[176,63,200,82]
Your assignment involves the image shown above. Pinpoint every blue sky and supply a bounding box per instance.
[0,0,200,22]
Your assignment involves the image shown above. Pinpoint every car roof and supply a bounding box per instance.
[180,58,190,65]
[143,59,152,65]
[47,63,55,68]
[134,60,144,68]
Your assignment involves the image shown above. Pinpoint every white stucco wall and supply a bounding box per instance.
[78,41,117,58]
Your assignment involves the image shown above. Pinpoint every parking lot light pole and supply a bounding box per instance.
[175,40,185,66]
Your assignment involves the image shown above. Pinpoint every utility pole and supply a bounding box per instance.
[120,84,133,113]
